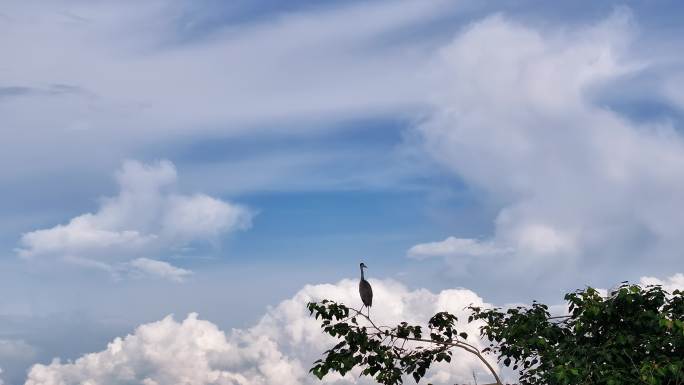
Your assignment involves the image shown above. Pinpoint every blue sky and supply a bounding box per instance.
[2,1,684,384]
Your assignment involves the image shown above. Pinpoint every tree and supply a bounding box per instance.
[472,284,684,385]
[307,283,684,385]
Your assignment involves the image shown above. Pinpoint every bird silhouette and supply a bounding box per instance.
[359,262,373,318]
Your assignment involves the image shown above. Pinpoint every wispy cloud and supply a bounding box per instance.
[127,257,193,282]
[408,236,512,259]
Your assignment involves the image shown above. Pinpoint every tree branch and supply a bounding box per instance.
[350,306,503,385]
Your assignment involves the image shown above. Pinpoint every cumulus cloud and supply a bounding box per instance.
[410,10,684,283]
[640,273,684,293]
[16,160,252,280]
[25,279,499,385]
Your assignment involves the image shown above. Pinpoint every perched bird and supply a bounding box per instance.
[359,262,373,317]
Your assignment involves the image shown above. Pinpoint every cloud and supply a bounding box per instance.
[0,339,37,361]
[640,273,684,293]
[24,279,499,385]
[408,236,512,259]
[0,0,450,188]
[127,258,193,283]
[16,160,252,280]
[409,10,684,284]
[0,339,37,385]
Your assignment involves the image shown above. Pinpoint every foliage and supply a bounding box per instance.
[471,284,684,385]
[308,283,684,385]
[306,300,499,385]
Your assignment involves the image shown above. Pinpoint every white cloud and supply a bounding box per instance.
[408,236,511,259]
[24,279,499,385]
[162,194,251,241]
[128,258,193,283]
[16,160,252,280]
[410,10,684,282]
[0,339,37,362]
[640,273,684,293]
[0,339,37,385]
[0,0,449,187]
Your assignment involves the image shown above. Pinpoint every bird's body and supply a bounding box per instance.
[359,279,373,307]
[359,262,373,317]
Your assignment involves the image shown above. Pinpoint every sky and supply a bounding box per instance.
[1,0,684,384]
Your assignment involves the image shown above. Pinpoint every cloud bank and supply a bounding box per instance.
[17,160,252,280]
[410,10,684,284]
[20,273,683,385]
[25,279,497,385]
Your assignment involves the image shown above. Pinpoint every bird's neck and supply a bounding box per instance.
[360,267,365,280]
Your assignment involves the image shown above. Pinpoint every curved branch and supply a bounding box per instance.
[350,306,503,385]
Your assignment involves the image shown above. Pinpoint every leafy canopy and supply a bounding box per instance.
[306,300,489,385]
[471,284,684,385]
[307,283,684,385]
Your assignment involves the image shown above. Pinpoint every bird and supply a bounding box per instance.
[359,262,373,318]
